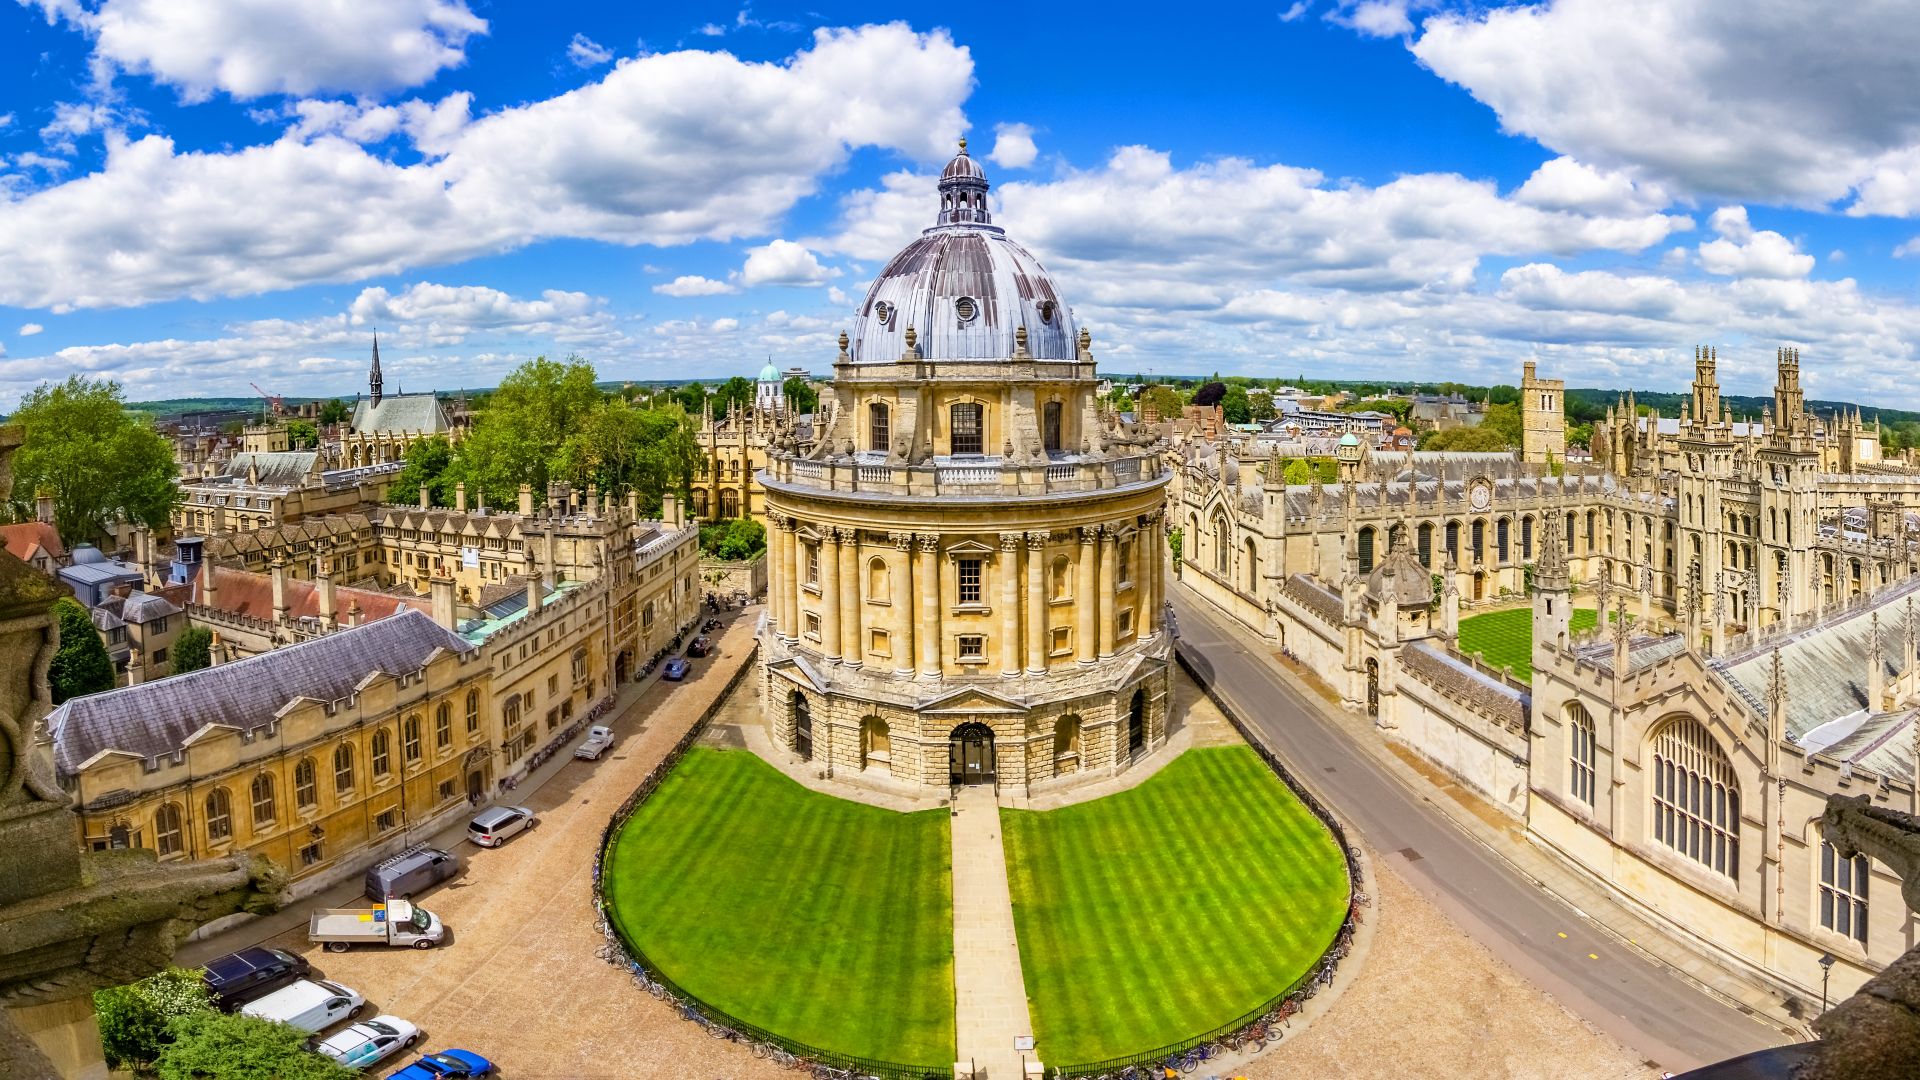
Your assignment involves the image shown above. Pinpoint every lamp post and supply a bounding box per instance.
[1818,951,1836,1014]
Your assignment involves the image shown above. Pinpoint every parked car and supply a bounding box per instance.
[387,1048,494,1080]
[573,725,616,760]
[365,846,460,902]
[466,805,535,847]
[202,946,311,1010]
[687,636,713,657]
[661,657,690,681]
[310,899,447,951]
[315,1015,421,1070]
[240,978,365,1033]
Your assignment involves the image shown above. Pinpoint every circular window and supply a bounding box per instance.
[954,296,978,323]
[1038,299,1055,323]
[874,301,894,326]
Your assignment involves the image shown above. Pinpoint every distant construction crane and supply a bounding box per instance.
[249,381,284,417]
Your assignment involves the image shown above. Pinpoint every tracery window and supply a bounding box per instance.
[333,743,355,793]
[155,803,184,857]
[403,713,422,763]
[1819,839,1869,944]
[1568,703,1596,807]
[466,689,480,734]
[294,758,317,810]
[250,773,276,826]
[435,702,452,749]
[372,729,392,777]
[205,788,232,842]
[1650,717,1740,879]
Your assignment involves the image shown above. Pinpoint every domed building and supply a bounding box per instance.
[759,139,1172,790]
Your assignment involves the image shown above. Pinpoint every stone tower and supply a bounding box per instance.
[1520,361,1566,466]
[1533,513,1572,652]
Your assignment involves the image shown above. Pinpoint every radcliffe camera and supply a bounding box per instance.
[3,4,1919,1080]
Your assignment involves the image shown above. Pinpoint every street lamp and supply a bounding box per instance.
[1818,951,1836,1014]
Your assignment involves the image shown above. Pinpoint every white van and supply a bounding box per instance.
[239,978,365,1033]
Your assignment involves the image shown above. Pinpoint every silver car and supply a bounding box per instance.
[467,805,535,847]
[314,1015,421,1070]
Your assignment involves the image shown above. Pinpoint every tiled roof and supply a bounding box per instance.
[1,521,64,563]
[226,451,321,487]
[192,564,429,623]
[46,608,473,775]
[1712,577,1920,738]
[350,393,450,435]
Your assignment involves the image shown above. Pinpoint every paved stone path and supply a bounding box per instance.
[950,784,1036,1080]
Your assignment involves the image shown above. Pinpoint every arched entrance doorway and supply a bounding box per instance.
[615,650,631,684]
[792,691,813,761]
[949,723,995,785]
[1128,688,1146,753]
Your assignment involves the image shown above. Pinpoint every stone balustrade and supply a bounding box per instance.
[763,450,1160,500]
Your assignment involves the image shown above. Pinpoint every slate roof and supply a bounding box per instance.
[1819,711,1916,780]
[350,393,450,435]
[226,451,321,488]
[1711,576,1920,739]
[46,608,472,776]
[0,521,64,564]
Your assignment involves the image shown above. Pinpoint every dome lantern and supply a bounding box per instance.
[937,137,990,227]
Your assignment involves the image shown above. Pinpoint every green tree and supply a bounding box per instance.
[7,376,179,544]
[1247,389,1277,421]
[1140,385,1184,421]
[395,435,457,507]
[713,375,755,417]
[673,381,707,414]
[154,1012,355,1080]
[171,626,214,676]
[452,356,604,508]
[554,397,700,511]
[49,596,114,703]
[1221,385,1252,425]
[1190,382,1227,408]
[1419,425,1510,452]
[318,399,351,425]
[1480,402,1525,447]
[285,419,318,449]
[1168,527,1183,571]
[782,376,819,415]
[699,519,767,560]
[95,967,215,1071]
[1282,458,1315,484]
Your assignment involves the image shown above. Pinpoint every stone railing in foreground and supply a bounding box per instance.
[588,646,947,1080]
[1035,647,1365,1080]
[764,449,1163,500]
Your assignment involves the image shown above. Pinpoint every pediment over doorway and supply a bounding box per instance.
[920,685,1028,715]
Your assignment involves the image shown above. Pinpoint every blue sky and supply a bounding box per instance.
[6,1,1920,408]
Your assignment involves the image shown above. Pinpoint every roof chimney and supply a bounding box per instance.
[419,484,431,510]
[455,481,468,513]
[316,552,336,629]
[270,556,289,625]
[430,572,457,631]
[518,483,533,516]
[34,488,53,525]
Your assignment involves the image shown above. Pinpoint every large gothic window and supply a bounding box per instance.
[950,403,984,456]
[1819,838,1869,944]
[1650,717,1740,879]
[1357,526,1375,574]
[1568,703,1596,807]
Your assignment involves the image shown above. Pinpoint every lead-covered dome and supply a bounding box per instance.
[849,139,1079,364]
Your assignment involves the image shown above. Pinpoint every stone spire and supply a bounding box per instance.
[1869,612,1886,711]
[369,332,384,407]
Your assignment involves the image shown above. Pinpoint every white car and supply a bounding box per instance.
[573,726,616,760]
[314,1015,421,1070]
[467,805,535,847]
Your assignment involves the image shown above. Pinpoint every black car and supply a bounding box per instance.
[202,946,311,1010]
[687,636,713,657]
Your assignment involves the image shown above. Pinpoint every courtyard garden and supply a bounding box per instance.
[601,747,956,1064]
[1001,746,1350,1066]
[1456,606,1599,683]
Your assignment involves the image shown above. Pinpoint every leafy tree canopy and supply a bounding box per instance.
[1190,382,1227,407]
[155,1012,356,1080]
[8,376,179,544]
[699,518,767,560]
[1419,424,1511,452]
[1139,385,1184,421]
[783,376,819,415]
[452,356,603,507]
[95,967,214,1070]
[50,596,114,703]
[171,625,214,676]
[284,419,318,449]
[318,398,351,425]
[1221,385,1252,425]
[552,396,699,514]
[395,435,458,507]
[1247,389,1277,421]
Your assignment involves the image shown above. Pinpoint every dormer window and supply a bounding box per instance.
[954,296,978,323]
[1038,299,1056,323]
[875,301,894,327]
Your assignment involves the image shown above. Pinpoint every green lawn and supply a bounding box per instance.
[1456,606,1599,683]
[603,747,955,1064]
[1002,746,1349,1066]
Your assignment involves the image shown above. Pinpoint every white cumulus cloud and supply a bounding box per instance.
[737,239,839,287]
[18,323,44,336]
[988,123,1037,169]
[567,33,614,68]
[653,275,736,297]
[1695,206,1814,279]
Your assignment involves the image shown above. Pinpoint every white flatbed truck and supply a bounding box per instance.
[308,900,446,951]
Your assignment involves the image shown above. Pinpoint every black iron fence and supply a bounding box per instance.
[1040,647,1365,1079]
[589,646,948,1080]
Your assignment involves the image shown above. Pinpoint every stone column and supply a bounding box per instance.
[1147,516,1163,636]
[1025,531,1047,674]
[820,526,842,662]
[917,533,941,678]
[1098,525,1118,658]
[782,518,802,642]
[1000,532,1024,677]
[890,533,916,677]
[766,514,785,636]
[838,529,861,667]
[1075,526,1098,664]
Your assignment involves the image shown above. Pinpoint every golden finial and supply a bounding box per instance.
[958,136,968,153]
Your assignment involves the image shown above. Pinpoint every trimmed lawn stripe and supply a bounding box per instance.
[1002,747,1349,1065]
[604,747,955,1064]
[1457,606,1599,683]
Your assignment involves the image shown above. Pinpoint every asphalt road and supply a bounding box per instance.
[1171,591,1785,1073]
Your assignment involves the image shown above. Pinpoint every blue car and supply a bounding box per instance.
[662,657,690,681]
[386,1048,493,1080]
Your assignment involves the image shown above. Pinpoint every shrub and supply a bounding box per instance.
[94,967,215,1070]
[154,1012,356,1080]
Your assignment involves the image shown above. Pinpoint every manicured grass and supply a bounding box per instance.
[603,747,955,1064]
[1002,746,1349,1066]
[1457,606,1598,683]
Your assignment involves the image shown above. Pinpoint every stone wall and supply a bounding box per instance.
[699,554,767,600]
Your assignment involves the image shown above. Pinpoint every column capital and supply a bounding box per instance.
[916,533,941,553]
[890,531,916,551]
[1000,531,1024,552]
[1026,531,1048,550]
[1077,525,1100,544]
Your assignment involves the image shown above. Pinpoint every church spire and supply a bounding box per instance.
[369,331,384,407]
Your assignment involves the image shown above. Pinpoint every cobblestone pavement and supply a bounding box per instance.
[1243,854,1659,1080]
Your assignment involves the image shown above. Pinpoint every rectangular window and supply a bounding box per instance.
[950,403,984,456]
[375,808,399,833]
[1820,841,1869,944]
[805,612,821,638]
[869,403,890,452]
[438,778,458,803]
[1051,626,1071,655]
[299,842,324,867]
[1118,541,1134,585]
[547,707,560,731]
[957,558,982,605]
[957,634,985,659]
[806,543,820,586]
[1118,609,1134,638]
[1042,401,1063,453]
